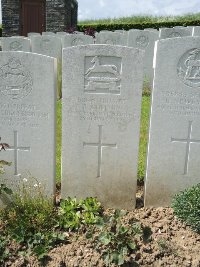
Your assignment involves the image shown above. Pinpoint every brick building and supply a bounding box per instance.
[2,0,78,36]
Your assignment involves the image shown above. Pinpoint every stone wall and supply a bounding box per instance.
[46,0,66,32]
[2,0,21,36]
[71,0,78,27]
[2,0,78,36]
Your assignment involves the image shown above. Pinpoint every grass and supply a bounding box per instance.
[79,13,200,25]
[138,95,151,180]
[56,93,151,183]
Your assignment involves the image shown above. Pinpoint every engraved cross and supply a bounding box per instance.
[83,125,117,178]
[171,121,200,175]
[7,131,31,176]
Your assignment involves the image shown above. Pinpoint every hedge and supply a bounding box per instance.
[77,20,200,32]
[0,28,2,37]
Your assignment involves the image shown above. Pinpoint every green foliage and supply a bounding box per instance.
[58,197,102,231]
[94,210,143,266]
[79,13,200,25]
[0,160,12,175]
[0,235,10,263]
[172,184,200,233]
[157,238,168,252]
[0,183,12,196]
[78,19,200,32]
[0,179,64,260]
[157,238,178,256]
[0,139,13,196]
[79,12,200,26]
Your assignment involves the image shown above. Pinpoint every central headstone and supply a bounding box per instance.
[61,45,144,209]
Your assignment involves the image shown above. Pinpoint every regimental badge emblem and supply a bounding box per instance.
[84,56,122,94]
[136,35,149,49]
[9,41,23,51]
[0,58,33,100]
[72,37,84,46]
[177,48,200,87]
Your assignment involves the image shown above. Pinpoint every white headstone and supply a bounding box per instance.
[1,37,31,52]
[27,32,41,37]
[0,52,57,206]
[173,26,194,35]
[74,31,84,34]
[31,36,62,60]
[42,32,55,35]
[114,30,128,44]
[192,26,200,36]
[62,34,94,47]
[145,37,200,207]
[144,28,158,33]
[128,29,159,87]
[95,32,127,45]
[56,32,68,36]
[61,45,144,209]
[114,30,124,33]
[159,27,192,39]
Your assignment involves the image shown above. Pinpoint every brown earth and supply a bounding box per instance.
[3,185,200,267]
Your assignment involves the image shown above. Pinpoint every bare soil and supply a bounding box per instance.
[4,185,200,267]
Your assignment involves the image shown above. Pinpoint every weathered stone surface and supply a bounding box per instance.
[95,32,127,45]
[62,34,94,47]
[192,26,200,36]
[61,45,144,209]
[56,32,69,35]
[31,36,62,59]
[1,37,31,52]
[0,52,57,206]
[144,28,158,32]
[46,0,78,32]
[173,26,194,35]
[42,32,55,35]
[159,27,192,39]
[27,33,41,37]
[145,37,200,207]
[128,29,159,87]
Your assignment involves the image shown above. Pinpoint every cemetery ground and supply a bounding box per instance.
[0,93,200,267]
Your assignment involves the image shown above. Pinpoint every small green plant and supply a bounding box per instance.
[94,210,143,266]
[142,78,151,96]
[0,182,12,196]
[157,238,178,256]
[0,235,10,263]
[157,238,170,253]
[172,184,200,233]
[0,138,12,196]
[58,197,102,231]
[0,177,64,260]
